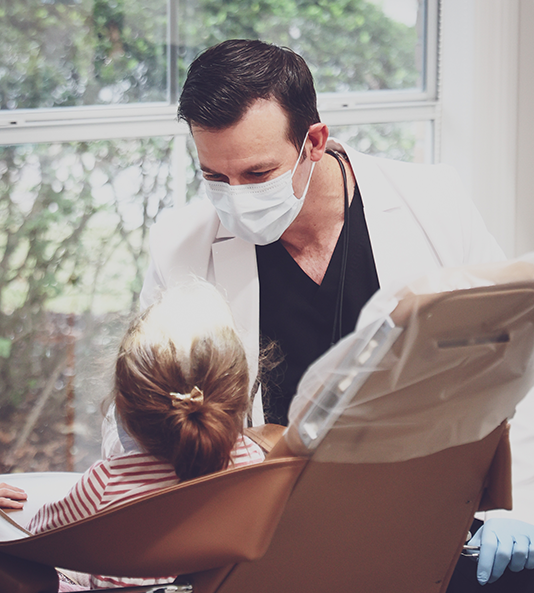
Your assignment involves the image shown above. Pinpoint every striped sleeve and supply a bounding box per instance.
[98,455,180,509]
[27,460,109,534]
[89,573,176,589]
[230,435,265,468]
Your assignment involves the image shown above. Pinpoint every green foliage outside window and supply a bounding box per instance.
[177,0,421,93]
[0,0,423,471]
[0,0,167,109]
[0,139,174,471]
[0,0,420,109]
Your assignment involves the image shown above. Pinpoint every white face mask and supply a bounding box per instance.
[203,134,315,245]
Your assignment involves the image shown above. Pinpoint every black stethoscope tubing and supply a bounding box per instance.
[326,149,350,346]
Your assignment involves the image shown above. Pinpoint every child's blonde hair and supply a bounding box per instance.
[114,282,250,481]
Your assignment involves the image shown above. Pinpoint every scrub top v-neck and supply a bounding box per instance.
[256,178,380,425]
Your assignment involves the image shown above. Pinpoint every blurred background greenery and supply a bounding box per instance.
[0,0,423,471]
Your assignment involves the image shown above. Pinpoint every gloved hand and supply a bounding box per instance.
[469,518,534,585]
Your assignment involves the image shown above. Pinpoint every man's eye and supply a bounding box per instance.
[249,171,270,179]
[203,173,224,181]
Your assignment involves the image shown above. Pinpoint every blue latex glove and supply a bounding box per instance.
[469,518,534,585]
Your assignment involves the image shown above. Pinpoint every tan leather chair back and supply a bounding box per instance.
[1,268,534,593]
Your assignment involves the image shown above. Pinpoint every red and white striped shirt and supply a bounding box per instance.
[27,435,264,589]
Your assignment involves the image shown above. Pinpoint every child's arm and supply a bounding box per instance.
[26,461,108,534]
[231,434,266,467]
[0,483,27,510]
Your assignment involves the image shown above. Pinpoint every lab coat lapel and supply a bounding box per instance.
[211,224,260,381]
[343,146,441,289]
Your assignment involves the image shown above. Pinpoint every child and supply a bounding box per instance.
[26,281,265,589]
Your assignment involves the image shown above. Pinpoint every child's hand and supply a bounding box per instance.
[0,482,27,509]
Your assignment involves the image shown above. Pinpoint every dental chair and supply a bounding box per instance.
[1,258,534,593]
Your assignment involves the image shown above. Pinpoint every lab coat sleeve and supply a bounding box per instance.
[139,198,221,311]
[139,210,175,312]
[445,164,505,265]
[139,252,165,312]
[393,160,506,266]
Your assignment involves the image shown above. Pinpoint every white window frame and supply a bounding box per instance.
[0,0,440,176]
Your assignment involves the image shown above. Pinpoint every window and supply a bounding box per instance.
[0,0,439,473]
[0,138,175,471]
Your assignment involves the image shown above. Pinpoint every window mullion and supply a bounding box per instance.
[424,0,440,100]
[168,0,179,104]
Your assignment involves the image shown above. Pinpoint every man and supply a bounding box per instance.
[143,40,503,424]
[139,40,534,590]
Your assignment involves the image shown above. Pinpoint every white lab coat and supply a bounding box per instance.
[121,139,534,522]
[141,139,505,410]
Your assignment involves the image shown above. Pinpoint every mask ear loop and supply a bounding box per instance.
[326,149,350,346]
[291,131,316,201]
[291,131,310,176]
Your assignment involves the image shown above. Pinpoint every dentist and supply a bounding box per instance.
[135,39,534,591]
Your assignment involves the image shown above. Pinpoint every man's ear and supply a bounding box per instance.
[308,122,329,161]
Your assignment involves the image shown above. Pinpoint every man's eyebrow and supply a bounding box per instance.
[199,164,219,174]
[245,160,278,172]
[199,160,279,175]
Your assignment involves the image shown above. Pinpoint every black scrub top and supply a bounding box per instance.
[256,179,380,425]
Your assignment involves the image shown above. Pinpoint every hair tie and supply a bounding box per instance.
[170,386,204,407]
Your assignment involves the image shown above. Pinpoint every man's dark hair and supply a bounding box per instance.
[178,39,321,150]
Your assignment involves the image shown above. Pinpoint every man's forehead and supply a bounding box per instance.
[191,99,295,173]
[191,98,290,143]
[241,97,289,122]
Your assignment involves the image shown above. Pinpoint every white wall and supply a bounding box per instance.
[440,0,534,258]
[516,0,534,256]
